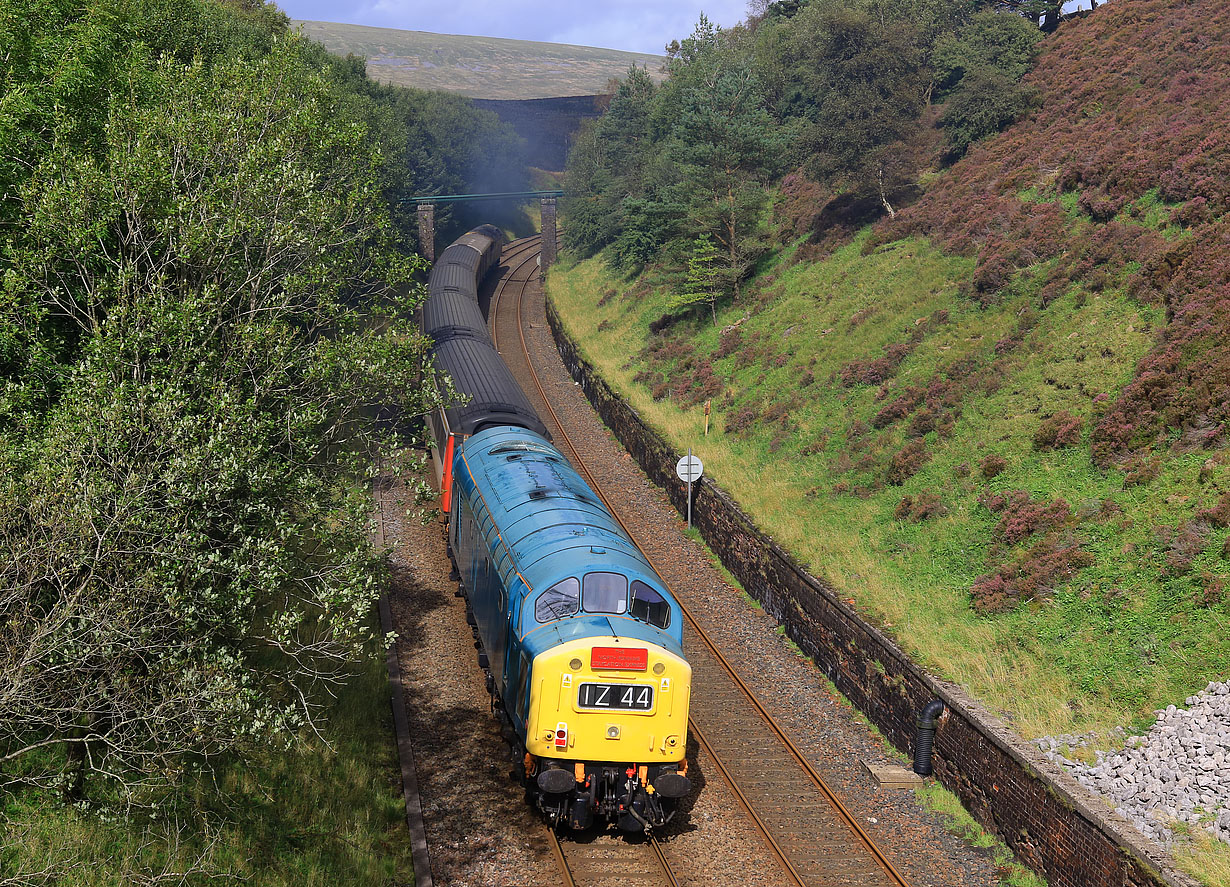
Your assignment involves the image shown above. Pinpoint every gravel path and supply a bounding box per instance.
[1037,681,1230,849]
[379,478,559,887]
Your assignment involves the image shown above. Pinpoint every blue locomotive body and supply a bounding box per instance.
[450,425,686,704]
[448,426,691,831]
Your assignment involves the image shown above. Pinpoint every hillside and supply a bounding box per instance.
[293,21,664,100]
[550,0,1229,753]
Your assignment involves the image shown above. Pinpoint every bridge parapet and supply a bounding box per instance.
[409,191,563,268]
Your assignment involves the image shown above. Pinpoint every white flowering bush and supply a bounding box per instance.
[0,1,438,808]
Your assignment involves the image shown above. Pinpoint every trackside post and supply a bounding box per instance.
[675,448,704,529]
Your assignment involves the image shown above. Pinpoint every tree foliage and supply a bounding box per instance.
[933,10,1042,156]
[380,86,530,239]
[660,20,784,297]
[568,0,1046,287]
[938,65,1041,158]
[0,0,511,819]
[565,16,783,302]
[564,66,661,263]
[777,4,927,211]
[668,236,722,323]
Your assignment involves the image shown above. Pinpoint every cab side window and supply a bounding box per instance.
[582,572,628,614]
[630,580,670,629]
[535,577,579,622]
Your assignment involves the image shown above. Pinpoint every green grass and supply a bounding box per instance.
[546,229,1230,741]
[294,21,664,99]
[1173,829,1230,887]
[2,642,411,885]
[915,783,1048,887]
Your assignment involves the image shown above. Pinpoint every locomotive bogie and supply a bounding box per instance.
[530,758,690,832]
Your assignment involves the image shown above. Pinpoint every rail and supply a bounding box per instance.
[489,237,910,887]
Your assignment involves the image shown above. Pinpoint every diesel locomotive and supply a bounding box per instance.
[420,227,692,831]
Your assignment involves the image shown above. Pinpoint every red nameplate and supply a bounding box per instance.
[591,646,648,670]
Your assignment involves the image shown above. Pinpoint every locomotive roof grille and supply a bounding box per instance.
[489,442,558,457]
[454,427,685,652]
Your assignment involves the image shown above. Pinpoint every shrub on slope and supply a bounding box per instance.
[892,0,1230,469]
[1091,219,1230,465]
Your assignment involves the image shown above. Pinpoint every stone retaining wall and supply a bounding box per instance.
[546,299,1196,887]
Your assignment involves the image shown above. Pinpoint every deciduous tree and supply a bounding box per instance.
[0,0,438,809]
[932,10,1042,155]
[787,5,928,217]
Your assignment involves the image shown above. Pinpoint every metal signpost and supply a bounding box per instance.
[675,448,704,529]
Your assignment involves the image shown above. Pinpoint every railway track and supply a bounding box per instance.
[489,238,911,887]
[489,235,682,887]
[547,828,680,887]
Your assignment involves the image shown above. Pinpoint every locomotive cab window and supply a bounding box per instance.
[630,581,670,629]
[582,572,627,615]
[535,577,579,622]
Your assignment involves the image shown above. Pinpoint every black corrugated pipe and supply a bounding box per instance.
[913,699,946,776]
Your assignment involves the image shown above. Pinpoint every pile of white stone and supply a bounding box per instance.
[1035,680,1230,848]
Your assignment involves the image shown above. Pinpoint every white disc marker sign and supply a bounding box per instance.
[676,449,704,528]
[675,453,704,483]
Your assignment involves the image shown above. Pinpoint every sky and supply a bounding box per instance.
[274,0,753,56]
[275,0,1106,57]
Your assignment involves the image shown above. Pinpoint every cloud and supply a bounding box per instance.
[278,0,750,55]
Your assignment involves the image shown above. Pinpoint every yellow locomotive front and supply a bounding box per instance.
[524,637,692,831]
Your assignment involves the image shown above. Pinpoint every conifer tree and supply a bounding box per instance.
[662,21,783,299]
[668,235,721,324]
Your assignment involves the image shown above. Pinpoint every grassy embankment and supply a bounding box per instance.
[547,223,1228,742]
[3,646,410,885]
